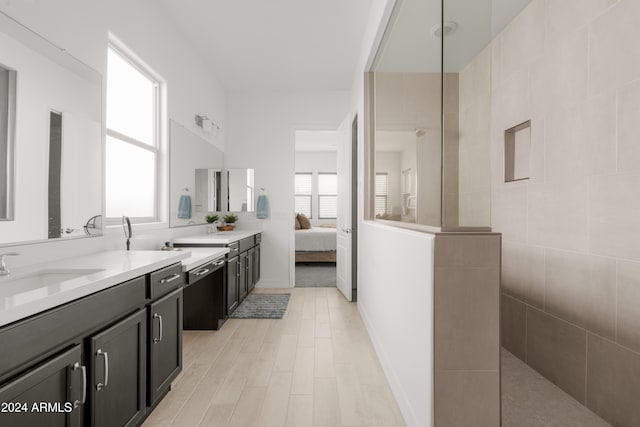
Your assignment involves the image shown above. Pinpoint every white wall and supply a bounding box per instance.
[359,223,434,426]
[225,91,350,287]
[295,150,336,173]
[348,0,436,425]
[0,0,227,267]
[295,150,337,226]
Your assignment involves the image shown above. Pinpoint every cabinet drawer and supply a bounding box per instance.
[0,276,146,384]
[239,236,255,253]
[187,258,225,285]
[227,242,240,257]
[149,263,183,299]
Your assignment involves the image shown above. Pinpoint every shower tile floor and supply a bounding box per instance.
[502,349,611,427]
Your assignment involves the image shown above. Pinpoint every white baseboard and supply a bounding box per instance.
[358,302,424,427]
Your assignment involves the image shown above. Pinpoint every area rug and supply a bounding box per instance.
[230,293,291,319]
[295,263,337,288]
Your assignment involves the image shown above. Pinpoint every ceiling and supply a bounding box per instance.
[158,0,372,92]
[374,0,532,72]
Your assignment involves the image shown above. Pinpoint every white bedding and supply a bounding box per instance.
[295,227,337,252]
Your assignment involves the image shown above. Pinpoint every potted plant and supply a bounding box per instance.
[219,213,238,231]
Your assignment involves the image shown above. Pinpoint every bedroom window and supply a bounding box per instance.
[375,173,388,216]
[318,173,337,219]
[105,44,160,223]
[295,173,312,218]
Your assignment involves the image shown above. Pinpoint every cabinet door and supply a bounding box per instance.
[253,244,261,285]
[90,309,146,427]
[0,345,84,427]
[148,289,182,406]
[227,256,239,314]
[239,252,248,301]
[247,247,255,293]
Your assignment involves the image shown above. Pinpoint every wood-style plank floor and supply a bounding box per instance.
[143,287,405,427]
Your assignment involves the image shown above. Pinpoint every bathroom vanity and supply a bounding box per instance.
[173,230,262,316]
[0,250,188,427]
[180,247,229,330]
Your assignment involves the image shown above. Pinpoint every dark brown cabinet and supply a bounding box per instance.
[0,345,84,427]
[175,233,261,317]
[90,309,147,427]
[239,252,248,301]
[148,289,182,405]
[227,255,240,314]
[0,262,185,427]
[252,244,260,290]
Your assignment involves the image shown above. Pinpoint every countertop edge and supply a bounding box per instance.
[0,250,189,328]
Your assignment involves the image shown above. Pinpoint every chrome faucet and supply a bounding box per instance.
[0,252,19,276]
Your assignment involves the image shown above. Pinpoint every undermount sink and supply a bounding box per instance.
[0,268,105,295]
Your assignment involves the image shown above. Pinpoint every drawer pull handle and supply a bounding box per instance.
[159,273,181,284]
[230,247,238,252]
[153,313,163,343]
[194,268,210,276]
[214,260,225,267]
[95,349,109,391]
[72,362,87,407]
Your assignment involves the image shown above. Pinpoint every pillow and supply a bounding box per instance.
[297,213,311,229]
[295,215,301,230]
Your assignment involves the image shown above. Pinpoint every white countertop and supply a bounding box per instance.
[0,250,189,327]
[173,229,261,245]
[180,247,229,271]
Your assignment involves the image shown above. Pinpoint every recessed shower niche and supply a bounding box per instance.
[504,120,531,182]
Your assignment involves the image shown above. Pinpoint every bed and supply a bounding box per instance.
[295,227,337,263]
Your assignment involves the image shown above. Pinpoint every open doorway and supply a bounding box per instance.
[293,130,338,288]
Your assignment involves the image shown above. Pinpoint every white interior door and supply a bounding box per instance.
[336,115,352,301]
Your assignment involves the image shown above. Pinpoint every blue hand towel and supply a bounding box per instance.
[256,194,269,219]
[178,194,192,219]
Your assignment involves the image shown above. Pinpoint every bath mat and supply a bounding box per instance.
[230,293,291,319]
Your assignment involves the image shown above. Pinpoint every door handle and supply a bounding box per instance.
[342,228,351,234]
[159,273,181,284]
[193,268,210,276]
[153,313,163,344]
[95,349,109,391]
[72,362,87,408]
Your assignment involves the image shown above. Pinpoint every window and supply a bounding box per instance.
[375,173,388,216]
[318,173,337,219]
[295,173,312,217]
[105,45,160,222]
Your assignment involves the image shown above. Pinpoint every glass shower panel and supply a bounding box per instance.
[442,0,493,229]
[370,0,443,228]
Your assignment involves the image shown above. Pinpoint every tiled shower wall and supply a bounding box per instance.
[458,46,492,227]
[492,0,640,426]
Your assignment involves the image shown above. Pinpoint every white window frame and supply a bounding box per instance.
[375,172,388,217]
[295,172,313,218]
[105,43,161,225]
[317,172,337,220]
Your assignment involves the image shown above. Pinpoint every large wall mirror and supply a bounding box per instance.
[0,11,102,246]
[169,120,224,227]
[227,168,254,213]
